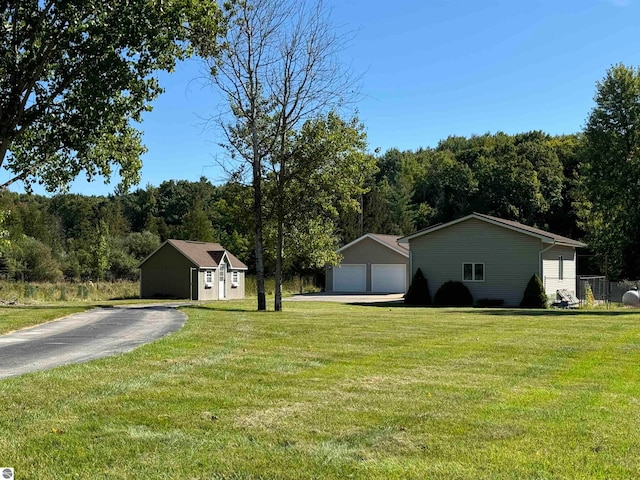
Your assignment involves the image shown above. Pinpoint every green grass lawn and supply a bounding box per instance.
[1,301,640,479]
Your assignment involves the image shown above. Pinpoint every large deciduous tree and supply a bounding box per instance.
[269,112,375,285]
[579,64,640,279]
[0,0,222,192]
[199,0,359,311]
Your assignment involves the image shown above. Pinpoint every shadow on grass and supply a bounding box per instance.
[471,308,640,317]
[349,301,640,316]
[181,304,260,314]
[0,305,90,310]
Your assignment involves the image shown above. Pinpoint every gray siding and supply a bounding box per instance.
[327,237,409,292]
[541,245,578,301]
[197,269,216,301]
[225,268,246,300]
[409,218,542,306]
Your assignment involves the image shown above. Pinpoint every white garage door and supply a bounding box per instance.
[371,264,406,293]
[333,264,366,292]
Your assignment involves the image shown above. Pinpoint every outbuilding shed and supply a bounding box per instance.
[139,239,247,300]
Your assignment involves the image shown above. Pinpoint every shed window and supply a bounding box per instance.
[558,256,564,280]
[205,270,213,284]
[463,263,484,282]
[232,271,239,283]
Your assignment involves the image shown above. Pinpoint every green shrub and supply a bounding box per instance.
[434,281,473,307]
[520,274,548,308]
[404,268,432,306]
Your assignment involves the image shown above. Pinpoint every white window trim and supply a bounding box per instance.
[204,270,214,288]
[231,271,239,283]
[462,262,485,282]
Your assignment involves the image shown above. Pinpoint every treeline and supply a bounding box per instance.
[348,131,581,242]
[0,129,593,283]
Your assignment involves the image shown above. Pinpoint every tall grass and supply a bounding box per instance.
[0,280,139,303]
[245,275,321,296]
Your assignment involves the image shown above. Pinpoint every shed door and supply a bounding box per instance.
[371,264,406,293]
[333,264,366,292]
[218,263,226,299]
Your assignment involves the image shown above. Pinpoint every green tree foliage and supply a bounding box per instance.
[178,200,216,242]
[520,274,548,309]
[433,281,473,307]
[404,268,432,306]
[349,131,569,243]
[414,150,476,227]
[276,113,374,268]
[578,64,640,279]
[122,232,161,261]
[0,0,223,192]
[8,236,62,282]
[92,220,110,281]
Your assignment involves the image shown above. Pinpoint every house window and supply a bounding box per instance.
[558,255,564,280]
[463,263,484,282]
[204,270,213,287]
[232,271,239,283]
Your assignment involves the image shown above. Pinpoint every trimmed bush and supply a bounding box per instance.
[434,281,473,307]
[404,268,432,306]
[520,274,548,308]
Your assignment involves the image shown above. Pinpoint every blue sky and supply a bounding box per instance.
[11,0,640,195]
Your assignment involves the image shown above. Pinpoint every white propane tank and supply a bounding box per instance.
[622,289,640,307]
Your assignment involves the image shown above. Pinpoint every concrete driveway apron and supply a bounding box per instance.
[0,304,186,379]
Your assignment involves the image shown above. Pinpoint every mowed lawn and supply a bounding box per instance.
[1,301,640,479]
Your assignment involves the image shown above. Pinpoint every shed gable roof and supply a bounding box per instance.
[139,239,248,269]
[399,213,587,248]
[338,233,409,257]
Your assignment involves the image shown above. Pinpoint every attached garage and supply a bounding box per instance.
[371,264,407,293]
[326,234,409,294]
[333,264,366,292]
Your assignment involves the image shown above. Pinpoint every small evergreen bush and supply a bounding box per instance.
[520,274,548,308]
[404,268,432,306]
[433,281,473,306]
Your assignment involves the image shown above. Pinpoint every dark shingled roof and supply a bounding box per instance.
[162,239,248,269]
[337,233,409,256]
[472,213,587,247]
[368,234,409,253]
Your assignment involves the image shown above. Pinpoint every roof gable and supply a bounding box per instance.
[138,239,248,269]
[337,233,409,257]
[399,213,587,248]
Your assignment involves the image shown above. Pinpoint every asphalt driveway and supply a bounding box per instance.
[286,292,404,303]
[0,304,186,379]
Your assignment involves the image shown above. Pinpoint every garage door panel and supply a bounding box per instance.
[334,264,366,292]
[371,264,406,293]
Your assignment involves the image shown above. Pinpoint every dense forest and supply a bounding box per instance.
[0,129,596,284]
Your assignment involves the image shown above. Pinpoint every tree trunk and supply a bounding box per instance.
[274,210,283,311]
[252,145,267,311]
[274,153,284,312]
